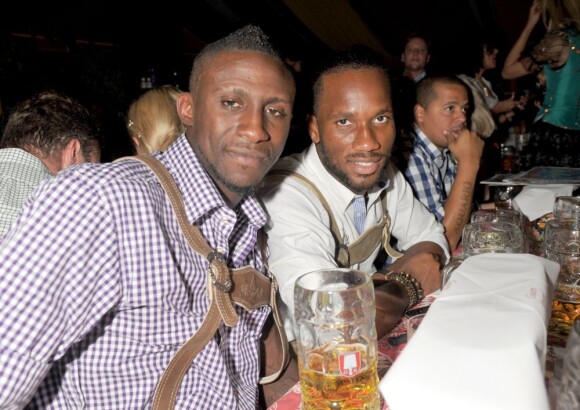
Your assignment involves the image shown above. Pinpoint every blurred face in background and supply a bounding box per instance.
[402,37,430,74]
[482,46,499,70]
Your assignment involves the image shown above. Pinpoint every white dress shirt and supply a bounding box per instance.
[260,144,448,339]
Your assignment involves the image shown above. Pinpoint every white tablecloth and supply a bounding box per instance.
[379,253,560,410]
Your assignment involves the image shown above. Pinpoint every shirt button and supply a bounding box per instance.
[220,215,229,222]
[217,247,226,254]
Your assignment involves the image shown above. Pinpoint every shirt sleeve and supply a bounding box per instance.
[404,150,446,221]
[0,170,121,408]
[261,178,340,325]
[387,165,449,260]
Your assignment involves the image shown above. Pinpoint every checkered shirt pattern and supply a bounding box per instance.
[0,135,270,409]
[404,127,457,222]
[0,148,52,237]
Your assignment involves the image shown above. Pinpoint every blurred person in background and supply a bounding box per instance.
[0,90,101,236]
[391,32,433,167]
[502,0,580,168]
[461,38,528,126]
[126,85,185,155]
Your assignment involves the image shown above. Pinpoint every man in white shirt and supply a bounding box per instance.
[261,47,448,343]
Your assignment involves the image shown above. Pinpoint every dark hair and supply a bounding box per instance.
[416,76,468,108]
[312,45,390,115]
[0,90,101,160]
[403,31,431,53]
[189,24,293,92]
[460,36,500,76]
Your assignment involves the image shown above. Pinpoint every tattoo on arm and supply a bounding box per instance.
[453,181,473,230]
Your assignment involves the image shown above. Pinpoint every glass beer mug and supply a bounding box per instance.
[294,268,379,409]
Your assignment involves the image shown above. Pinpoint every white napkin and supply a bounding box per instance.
[513,185,574,221]
[379,253,560,410]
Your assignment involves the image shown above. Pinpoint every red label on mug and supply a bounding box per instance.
[339,351,361,377]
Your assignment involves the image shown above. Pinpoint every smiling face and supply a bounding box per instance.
[179,50,295,206]
[309,68,395,195]
[415,82,469,150]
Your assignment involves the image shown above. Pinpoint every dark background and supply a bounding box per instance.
[0,0,538,160]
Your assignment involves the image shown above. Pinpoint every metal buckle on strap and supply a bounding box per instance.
[207,251,232,293]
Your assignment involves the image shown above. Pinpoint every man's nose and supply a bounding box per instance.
[238,108,268,141]
[353,125,380,151]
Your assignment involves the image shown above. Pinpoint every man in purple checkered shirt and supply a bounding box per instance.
[0,25,295,409]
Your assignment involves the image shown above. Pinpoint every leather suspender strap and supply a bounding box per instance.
[115,156,288,409]
[268,169,403,266]
[268,170,344,255]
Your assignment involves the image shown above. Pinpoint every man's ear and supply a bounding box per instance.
[60,139,82,170]
[414,104,425,125]
[177,93,194,127]
[426,53,431,64]
[308,115,321,144]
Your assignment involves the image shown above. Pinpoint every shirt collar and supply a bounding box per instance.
[414,70,427,82]
[155,134,267,228]
[413,126,448,160]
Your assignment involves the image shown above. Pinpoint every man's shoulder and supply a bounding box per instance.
[54,158,160,196]
[263,151,314,189]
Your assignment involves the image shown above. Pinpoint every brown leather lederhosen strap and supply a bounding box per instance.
[115,156,288,409]
[268,169,403,267]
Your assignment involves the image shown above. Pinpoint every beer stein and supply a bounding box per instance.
[294,268,379,409]
[544,218,580,347]
[442,221,524,288]
[470,208,524,232]
[462,221,524,257]
[551,318,580,409]
[554,196,580,221]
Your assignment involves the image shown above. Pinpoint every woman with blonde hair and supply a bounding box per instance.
[126,85,185,155]
[502,0,580,168]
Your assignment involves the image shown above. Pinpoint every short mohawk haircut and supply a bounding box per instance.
[189,24,286,90]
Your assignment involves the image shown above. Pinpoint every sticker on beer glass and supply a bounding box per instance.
[339,351,361,376]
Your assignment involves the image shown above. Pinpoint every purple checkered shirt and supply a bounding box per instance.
[0,135,271,409]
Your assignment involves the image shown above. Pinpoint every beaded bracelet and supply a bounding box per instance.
[385,271,424,308]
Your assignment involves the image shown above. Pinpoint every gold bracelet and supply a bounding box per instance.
[385,271,424,308]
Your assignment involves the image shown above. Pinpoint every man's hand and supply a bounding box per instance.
[372,279,409,338]
[446,128,484,169]
[385,241,445,296]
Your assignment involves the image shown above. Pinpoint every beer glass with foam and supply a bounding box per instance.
[294,268,379,409]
